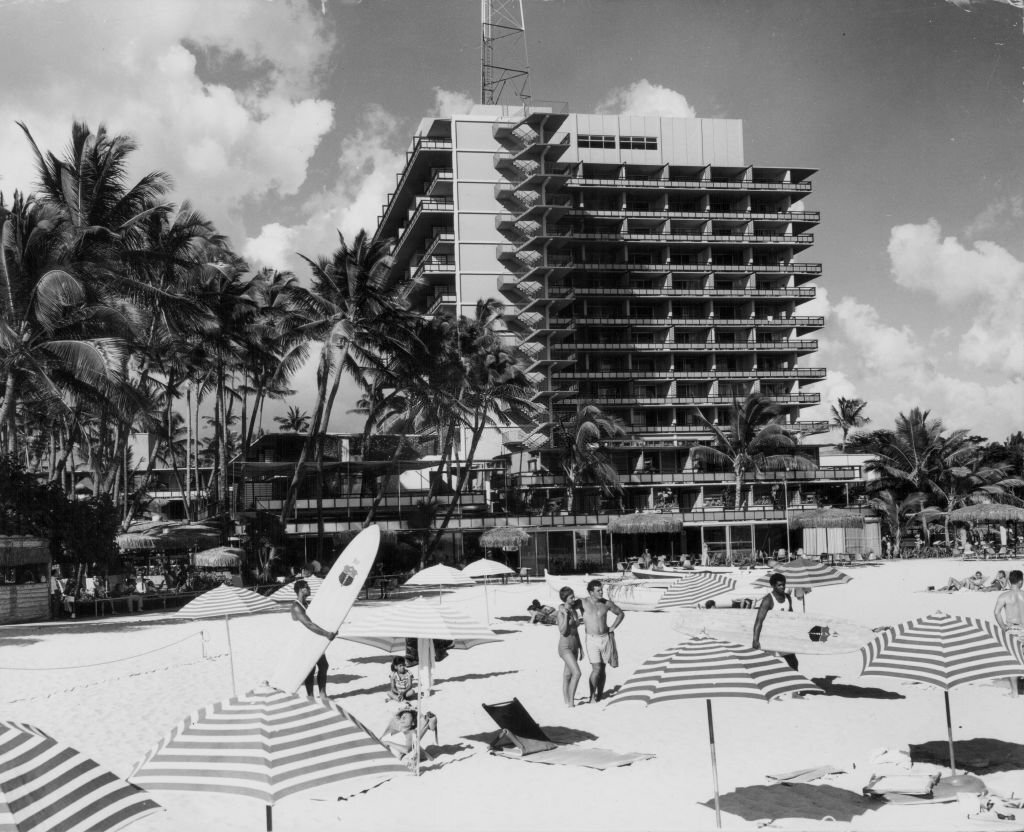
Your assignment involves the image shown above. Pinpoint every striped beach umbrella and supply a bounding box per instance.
[609,636,818,828]
[269,576,324,604]
[175,585,281,696]
[129,687,406,832]
[656,574,738,610]
[753,557,851,610]
[404,563,476,603]
[0,721,161,832]
[860,611,1024,777]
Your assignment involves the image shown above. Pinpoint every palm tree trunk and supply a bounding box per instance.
[426,415,486,561]
[279,354,332,525]
[1,373,17,456]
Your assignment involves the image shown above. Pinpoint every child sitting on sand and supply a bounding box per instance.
[386,656,417,702]
[381,706,437,768]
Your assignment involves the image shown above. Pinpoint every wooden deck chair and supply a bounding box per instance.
[482,698,558,756]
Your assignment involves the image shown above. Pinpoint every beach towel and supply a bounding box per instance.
[862,773,939,797]
[767,764,845,784]
[501,746,654,770]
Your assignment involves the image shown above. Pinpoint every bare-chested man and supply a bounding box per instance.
[994,569,1024,697]
[580,579,625,703]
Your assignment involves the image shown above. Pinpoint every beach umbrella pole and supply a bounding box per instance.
[706,699,722,829]
[266,804,273,831]
[224,613,237,696]
[944,691,956,776]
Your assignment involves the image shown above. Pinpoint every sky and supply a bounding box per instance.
[1,0,1022,442]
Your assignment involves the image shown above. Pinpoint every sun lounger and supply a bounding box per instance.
[481,698,654,769]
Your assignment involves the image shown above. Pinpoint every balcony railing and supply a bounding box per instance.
[568,176,812,193]
[570,286,817,299]
[552,340,818,352]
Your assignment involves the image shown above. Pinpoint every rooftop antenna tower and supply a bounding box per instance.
[481,0,531,106]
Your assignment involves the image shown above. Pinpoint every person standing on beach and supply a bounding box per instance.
[581,580,625,703]
[290,579,336,699]
[994,569,1024,697]
[753,573,799,671]
[556,587,583,707]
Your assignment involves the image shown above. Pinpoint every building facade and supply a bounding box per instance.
[361,105,871,566]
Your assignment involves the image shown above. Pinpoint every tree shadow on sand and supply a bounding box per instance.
[438,670,518,684]
[347,654,395,665]
[324,672,363,686]
[810,675,905,700]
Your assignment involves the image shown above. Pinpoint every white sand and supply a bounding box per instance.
[2,559,1023,831]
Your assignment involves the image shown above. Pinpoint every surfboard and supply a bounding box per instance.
[268,525,381,692]
[671,607,877,655]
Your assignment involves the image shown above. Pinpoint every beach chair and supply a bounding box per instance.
[482,698,557,756]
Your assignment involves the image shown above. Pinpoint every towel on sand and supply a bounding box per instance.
[494,746,654,770]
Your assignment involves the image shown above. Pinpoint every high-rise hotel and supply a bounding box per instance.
[372,105,869,565]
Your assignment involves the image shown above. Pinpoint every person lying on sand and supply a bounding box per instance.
[934,571,985,592]
[527,599,557,625]
[983,571,1009,592]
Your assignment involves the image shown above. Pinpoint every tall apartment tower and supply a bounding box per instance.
[374,105,825,450]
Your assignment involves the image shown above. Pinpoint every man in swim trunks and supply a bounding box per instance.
[753,572,799,671]
[580,579,625,703]
[994,569,1024,697]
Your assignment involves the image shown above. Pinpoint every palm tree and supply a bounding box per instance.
[422,299,540,559]
[689,393,816,510]
[868,488,927,555]
[928,453,1024,543]
[830,397,870,451]
[278,230,414,527]
[543,403,626,513]
[274,406,311,433]
[0,193,130,457]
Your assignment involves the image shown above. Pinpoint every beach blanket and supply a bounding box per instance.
[704,783,881,823]
[493,746,654,770]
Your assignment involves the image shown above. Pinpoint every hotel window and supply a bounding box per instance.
[620,136,658,151]
[578,134,616,149]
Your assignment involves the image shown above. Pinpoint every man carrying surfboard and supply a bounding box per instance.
[752,573,799,671]
[580,579,625,703]
[290,579,336,699]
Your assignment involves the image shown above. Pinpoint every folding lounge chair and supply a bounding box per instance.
[481,698,558,756]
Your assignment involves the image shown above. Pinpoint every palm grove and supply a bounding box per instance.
[1,123,1020,574]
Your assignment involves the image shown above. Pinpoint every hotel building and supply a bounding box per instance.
[351,105,873,566]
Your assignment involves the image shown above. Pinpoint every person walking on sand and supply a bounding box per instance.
[580,579,625,703]
[994,569,1024,697]
[290,579,336,699]
[556,587,584,706]
[753,573,799,671]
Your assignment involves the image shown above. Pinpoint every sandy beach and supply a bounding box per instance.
[3,558,1023,832]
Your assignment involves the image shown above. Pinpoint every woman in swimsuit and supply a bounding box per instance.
[556,586,583,707]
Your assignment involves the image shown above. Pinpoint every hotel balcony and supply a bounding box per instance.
[553,369,825,381]
[374,137,453,239]
[552,316,824,329]
[552,340,818,353]
[568,176,812,194]
[569,208,820,226]
[571,286,817,300]
[567,261,822,276]
[558,392,820,407]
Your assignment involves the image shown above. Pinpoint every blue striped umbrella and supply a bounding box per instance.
[609,636,817,828]
[0,721,161,832]
[860,611,1024,776]
[175,585,281,695]
[656,574,738,610]
[129,687,406,831]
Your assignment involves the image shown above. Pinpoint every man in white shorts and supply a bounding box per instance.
[994,569,1024,697]
[580,580,625,703]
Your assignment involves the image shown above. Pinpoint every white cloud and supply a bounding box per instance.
[0,0,334,245]
[596,79,698,118]
[888,219,1024,374]
[431,87,475,118]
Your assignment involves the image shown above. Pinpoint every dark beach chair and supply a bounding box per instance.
[482,698,557,756]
